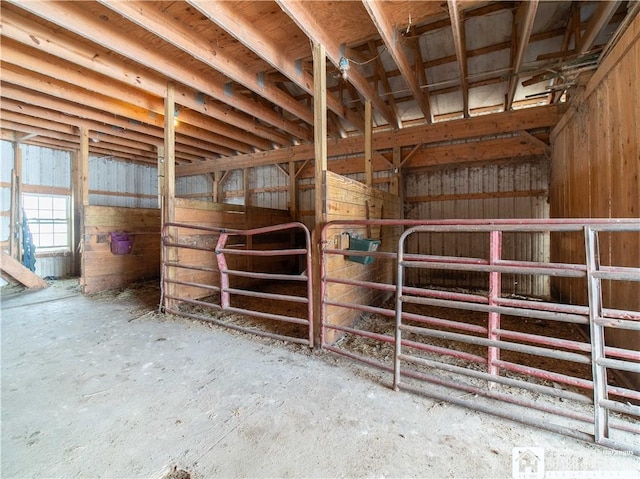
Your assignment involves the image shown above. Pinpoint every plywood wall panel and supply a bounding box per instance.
[81,205,161,294]
[323,171,402,344]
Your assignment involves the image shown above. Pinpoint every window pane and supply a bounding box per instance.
[53,233,67,246]
[52,197,67,211]
[23,196,39,209]
[39,197,53,210]
[38,233,54,247]
[22,194,70,250]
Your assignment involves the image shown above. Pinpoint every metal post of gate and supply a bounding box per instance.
[488,230,502,378]
[584,226,610,444]
[393,228,410,391]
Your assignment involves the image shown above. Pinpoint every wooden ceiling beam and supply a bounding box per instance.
[363,0,432,123]
[1,110,166,157]
[578,1,621,54]
[6,0,310,142]
[505,0,538,110]
[98,0,315,128]
[0,119,155,158]
[0,77,234,160]
[0,89,228,159]
[1,45,247,156]
[0,9,282,150]
[2,101,221,160]
[367,40,401,128]
[185,0,364,132]
[447,0,469,118]
[0,118,203,164]
[276,0,399,129]
[176,103,567,175]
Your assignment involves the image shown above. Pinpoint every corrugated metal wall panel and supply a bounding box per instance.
[1,140,15,182]
[35,255,74,279]
[23,145,71,188]
[88,156,158,208]
[405,159,550,297]
[251,165,289,210]
[223,170,244,205]
[0,142,12,244]
[176,174,211,200]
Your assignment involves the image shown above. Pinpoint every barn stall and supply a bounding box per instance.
[2,0,639,459]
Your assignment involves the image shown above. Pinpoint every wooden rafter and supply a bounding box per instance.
[367,40,402,128]
[578,1,621,54]
[1,71,236,159]
[363,0,432,123]
[7,0,310,142]
[98,0,315,128]
[276,0,399,129]
[1,44,244,156]
[447,0,469,118]
[0,92,232,159]
[0,8,286,149]
[186,0,364,132]
[505,0,539,111]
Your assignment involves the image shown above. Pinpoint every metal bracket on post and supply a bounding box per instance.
[584,226,610,444]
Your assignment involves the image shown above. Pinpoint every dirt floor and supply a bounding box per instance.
[1,279,639,478]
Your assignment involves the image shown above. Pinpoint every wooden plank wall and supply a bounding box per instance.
[404,159,550,296]
[550,15,640,389]
[171,198,293,300]
[81,205,161,294]
[324,171,402,343]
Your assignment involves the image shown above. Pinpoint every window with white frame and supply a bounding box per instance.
[22,194,70,251]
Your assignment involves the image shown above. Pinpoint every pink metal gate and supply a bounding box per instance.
[162,222,313,346]
[320,218,640,454]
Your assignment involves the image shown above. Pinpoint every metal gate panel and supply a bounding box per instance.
[320,218,640,454]
[162,221,313,346]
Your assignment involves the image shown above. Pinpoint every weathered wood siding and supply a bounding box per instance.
[81,205,161,294]
[324,171,402,343]
[550,15,640,389]
[404,159,550,296]
[171,199,293,300]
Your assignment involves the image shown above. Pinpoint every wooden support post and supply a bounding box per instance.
[163,83,177,310]
[288,160,298,220]
[243,168,251,206]
[364,100,373,187]
[312,41,328,348]
[213,170,223,203]
[74,128,89,282]
[9,169,17,258]
[390,146,401,197]
[9,142,21,259]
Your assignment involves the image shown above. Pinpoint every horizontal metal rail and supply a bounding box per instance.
[401,294,589,324]
[221,269,308,282]
[400,323,591,364]
[223,287,308,304]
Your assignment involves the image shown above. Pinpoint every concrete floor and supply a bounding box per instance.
[1,280,638,478]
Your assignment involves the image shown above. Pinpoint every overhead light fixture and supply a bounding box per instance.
[338,56,350,80]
